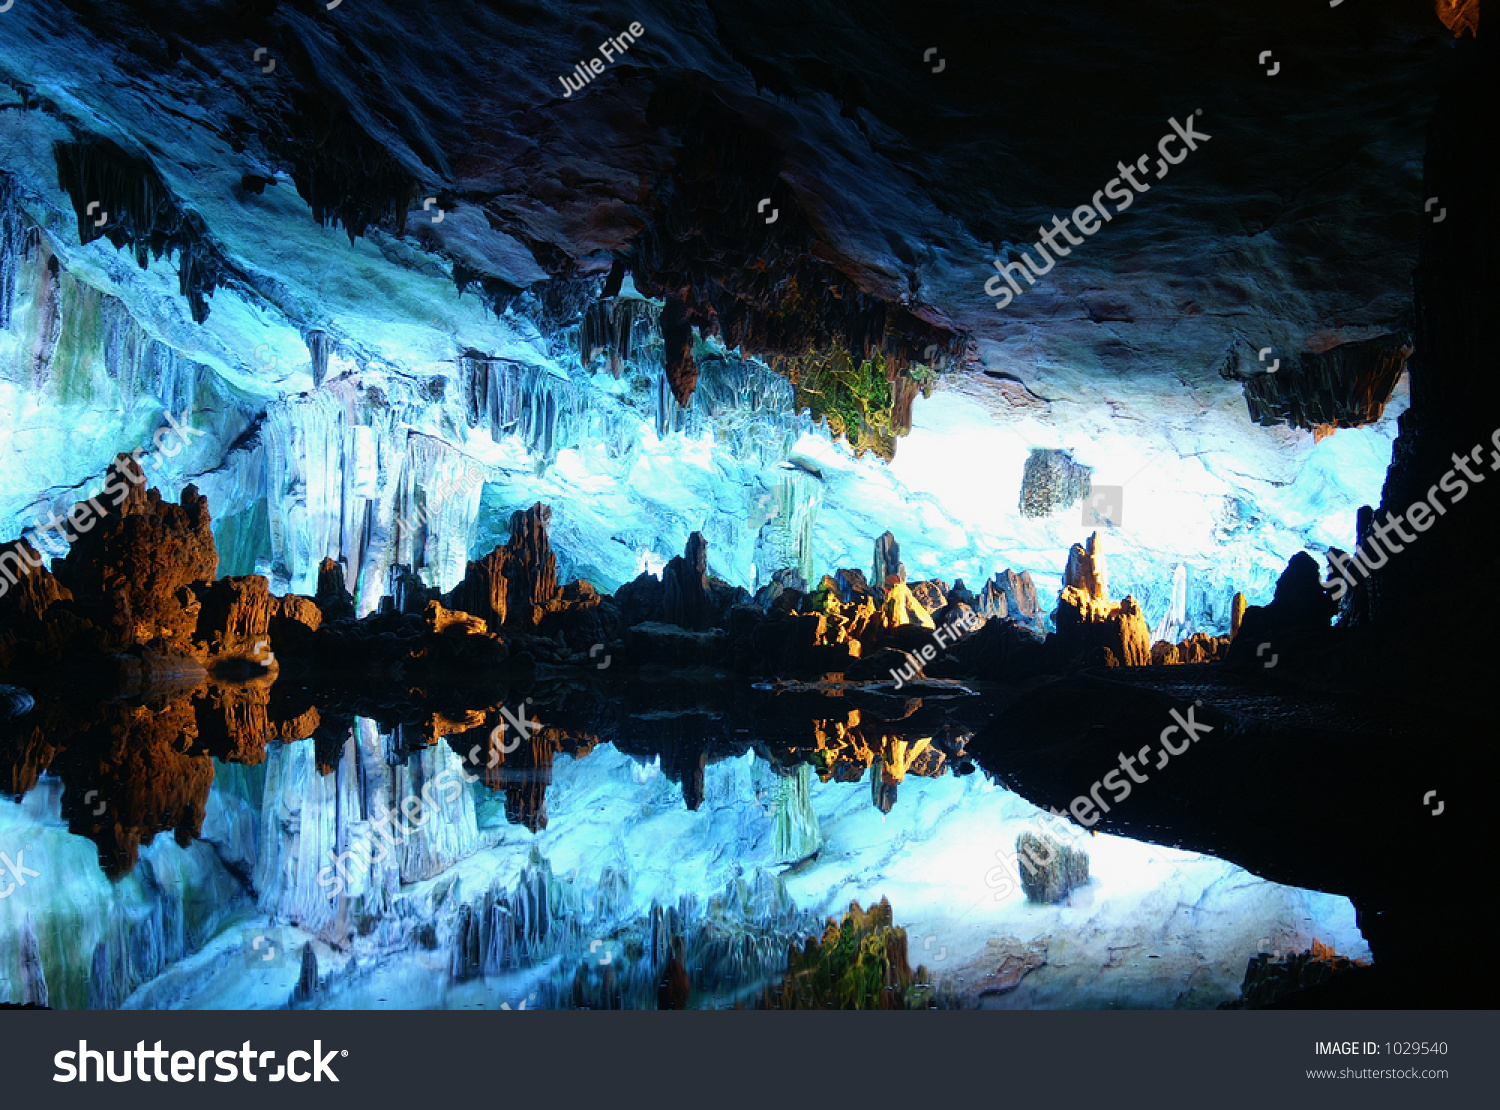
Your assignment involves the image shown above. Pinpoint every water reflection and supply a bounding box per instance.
[0,684,1370,1009]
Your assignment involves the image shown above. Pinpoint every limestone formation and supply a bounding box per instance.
[1063,531,1108,601]
[872,530,904,587]
[1019,448,1092,517]
[1054,532,1152,667]
[661,532,710,630]
[1055,589,1152,668]
[1016,830,1090,904]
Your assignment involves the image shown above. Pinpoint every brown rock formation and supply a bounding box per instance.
[499,503,559,628]
[315,558,357,622]
[1056,590,1152,667]
[1054,532,1151,667]
[58,698,215,877]
[0,457,223,687]
[1152,633,1230,666]
[445,546,511,632]
[1063,532,1108,600]
[908,579,947,614]
[444,502,560,632]
[57,457,216,654]
[193,575,276,670]
[426,600,488,637]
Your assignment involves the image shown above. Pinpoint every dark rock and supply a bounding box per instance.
[930,599,980,638]
[872,531,904,587]
[997,569,1043,625]
[1243,333,1410,434]
[268,594,323,655]
[658,937,691,1010]
[293,943,320,1005]
[315,558,357,622]
[1086,645,1121,667]
[975,577,1009,619]
[626,622,727,667]
[947,578,978,608]
[754,567,808,612]
[1226,552,1337,665]
[1221,941,1366,1009]
[844,646,924,683]
[387,565,434,615]
[949,615,1046,681]
[833,567,875,604]
[661,532,710,629]
[614,570,665,627]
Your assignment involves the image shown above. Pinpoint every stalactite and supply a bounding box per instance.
[622,85,962,434]
[100,297,196,417]
[448,858,812,1010]
[1241,333,1410,433]
[460,352,639,463]
[307,329,334,388]
[29,253,63,392]
[577,295,661,377]
[53,138,235,323]
[771,764,821,864]
[264,383,485,608]
[0,173,25,332]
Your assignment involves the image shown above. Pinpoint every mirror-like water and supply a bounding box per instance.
[0,716,1368,1010]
